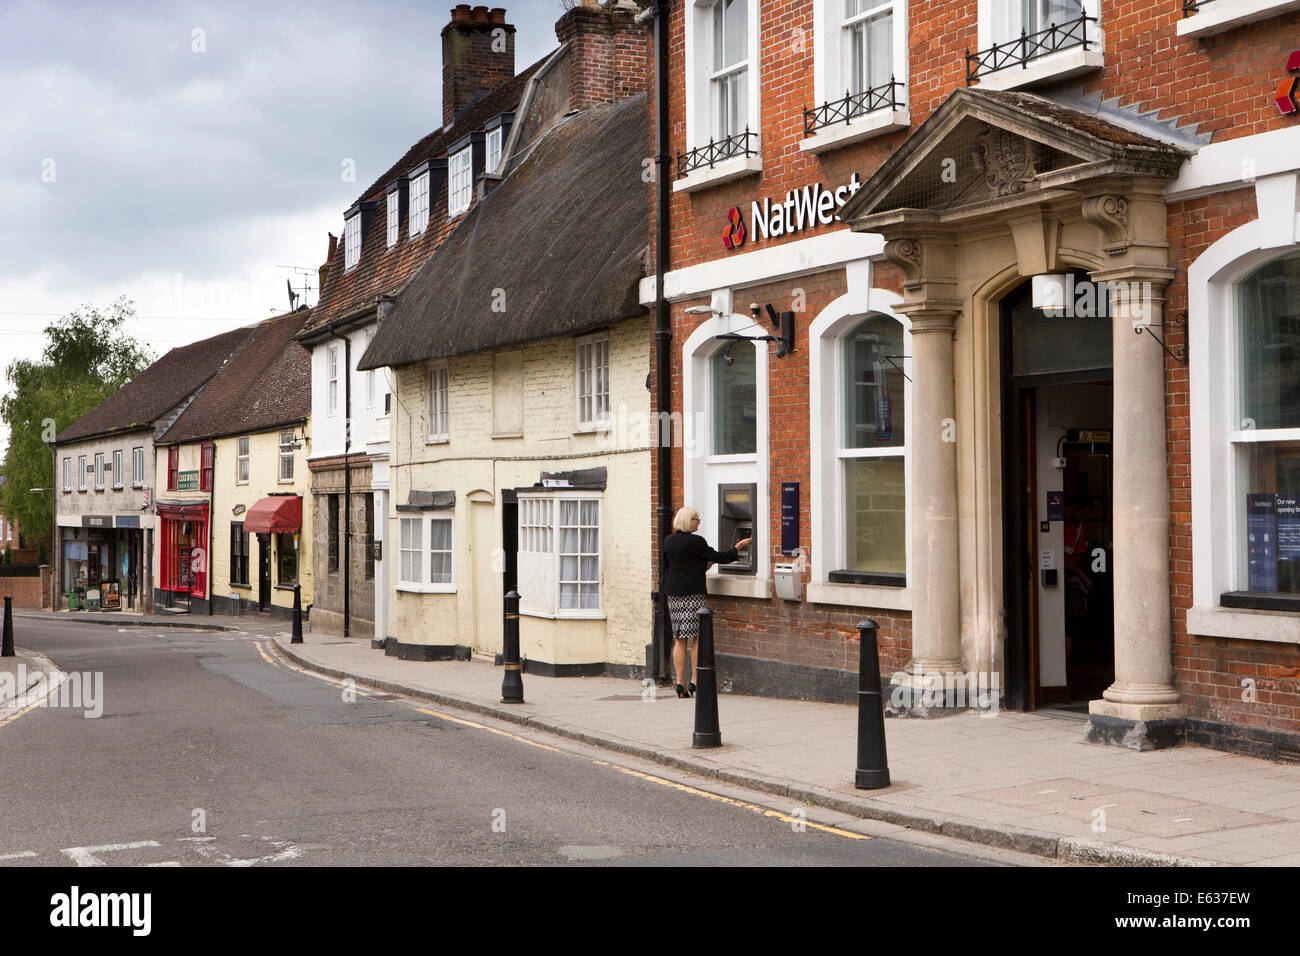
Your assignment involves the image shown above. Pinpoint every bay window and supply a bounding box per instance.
[518,494,602,616]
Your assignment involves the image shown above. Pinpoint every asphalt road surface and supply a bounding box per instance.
[0,618,1041,867]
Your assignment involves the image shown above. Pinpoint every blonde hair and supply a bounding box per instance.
[672,507,699,533]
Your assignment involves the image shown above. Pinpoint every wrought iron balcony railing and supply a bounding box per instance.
[1182,0,1213,15]
[676,129,759,177]
[804,80,905,136]
[965,14,1097,84]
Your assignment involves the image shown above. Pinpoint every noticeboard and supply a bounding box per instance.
[101,581,121,611]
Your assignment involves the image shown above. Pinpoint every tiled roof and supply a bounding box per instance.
[301,54,550,337]
[54,326,255,445]
[359,93,649,370]
[158,309,312,444]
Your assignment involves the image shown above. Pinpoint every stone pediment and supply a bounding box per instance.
[838,88,1189,226]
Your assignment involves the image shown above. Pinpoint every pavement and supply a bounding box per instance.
[14,609,1300,866]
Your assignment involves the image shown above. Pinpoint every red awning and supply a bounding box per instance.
[243,496,302,534]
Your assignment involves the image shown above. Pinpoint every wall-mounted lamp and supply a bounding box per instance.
[1032,274,1070,313]
[711,301,796,357]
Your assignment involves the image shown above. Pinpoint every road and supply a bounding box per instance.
[0,617,1042,867]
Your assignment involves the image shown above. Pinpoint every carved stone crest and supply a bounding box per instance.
[970,124,1040,198]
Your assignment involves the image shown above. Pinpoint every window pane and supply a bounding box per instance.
[560,555,579,580]
[580,555,598,581]
[430,519,452,551]
[560,500,579,525]
[580,528,597,553]
[722,0,746,68]
[1237,253,1300,430]
[1237,441,1300,594]
[560,583,579,609]
[559,528,578,554]
[844,314,905,449]
[712,345,757,455]
[430,552,452,584]
[867,12,891,89]
[580,586,600,609]
[580,500,598,525]
[843,457,906,575]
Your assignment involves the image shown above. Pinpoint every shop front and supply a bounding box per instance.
[157,502,209,611]
[59,515,147,612]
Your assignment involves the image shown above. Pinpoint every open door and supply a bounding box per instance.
[258,533,271,612]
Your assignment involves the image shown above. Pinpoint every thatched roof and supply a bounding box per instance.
[358,92,648,371]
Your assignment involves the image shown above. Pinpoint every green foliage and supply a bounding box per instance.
[0,298,155,543]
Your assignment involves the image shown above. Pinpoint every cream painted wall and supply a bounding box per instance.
[385,318,652,667]
[210,429,314,611]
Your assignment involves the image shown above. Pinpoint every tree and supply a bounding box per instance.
[0,298,155,546]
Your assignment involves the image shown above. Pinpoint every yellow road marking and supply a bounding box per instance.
[414,708,868,840]
[255,643,277,666]
[0,669,65,730]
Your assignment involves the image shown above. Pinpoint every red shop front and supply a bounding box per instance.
[158,502,208,599]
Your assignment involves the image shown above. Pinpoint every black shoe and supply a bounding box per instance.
[675,683,689,699]
[689,682,697,697]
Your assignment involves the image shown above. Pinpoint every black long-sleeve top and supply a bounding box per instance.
[661,531,739,596]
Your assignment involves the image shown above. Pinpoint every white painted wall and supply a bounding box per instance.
[308,322,391,460]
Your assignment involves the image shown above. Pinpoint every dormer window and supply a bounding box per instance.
[386,190,400,248]
[344,213,361,270]
[448,147,472,218]
[486,126,503,174]
[410,170,430,237]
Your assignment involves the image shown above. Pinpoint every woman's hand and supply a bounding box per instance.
[735,537,752,550]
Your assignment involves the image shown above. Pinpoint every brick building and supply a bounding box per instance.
[644,0,1300,756]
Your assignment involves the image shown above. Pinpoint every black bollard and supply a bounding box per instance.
[1,596,13,658]
[501,590,524,704]
[854,618,890,789]
[691,606,721,748]
[291,584,303,644]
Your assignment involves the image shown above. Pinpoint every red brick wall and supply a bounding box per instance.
[0,573,43,609]
[557,4,650,109]
[442,5,516,128]
[648,0,1300,708]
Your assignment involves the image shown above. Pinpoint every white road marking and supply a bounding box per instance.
[0,851,37,860]
[61,840,162,866]
[193,839,303,867]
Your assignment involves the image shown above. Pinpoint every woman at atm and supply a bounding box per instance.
[662,507,751,699]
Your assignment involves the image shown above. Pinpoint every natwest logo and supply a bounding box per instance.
[723,174,862,250]
[1276,50,1300,114]
[722,206,746,249]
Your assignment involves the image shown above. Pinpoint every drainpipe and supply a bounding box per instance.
[206,442,216,616]
[330,328,352,638]
[639,0,672,681]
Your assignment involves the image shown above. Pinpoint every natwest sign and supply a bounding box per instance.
[724,174,862,250]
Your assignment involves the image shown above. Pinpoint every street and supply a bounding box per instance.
[0,618,1033,867]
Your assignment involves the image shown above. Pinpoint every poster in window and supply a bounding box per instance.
[102,581,121,611]
[1246,493,1278,593]
[1277,495,1300,560]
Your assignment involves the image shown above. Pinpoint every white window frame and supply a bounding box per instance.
[973,0,1103,91]
[236,436,250,484]
[344,212,361,270]
[132,446,144,488]
[1178,0,1300,39]
[63,457,71,493]
[94,453,104,491]
[409,171,430,237]
[278,430,295,483]
[486,126,503,174]
[682,313,771,599]
[575,333,611,432]
[517,492,603,618]
[448,148,472,218]
[1189,211,1300,643]
[78,455,87,492]
[386,189,400,248]
[426,361,449,442]
[112,450,123,489]
[327,346,339,416]
[679,0,762,192]
[396,513,456,593]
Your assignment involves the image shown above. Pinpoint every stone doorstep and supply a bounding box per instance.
[269,635,1227,867]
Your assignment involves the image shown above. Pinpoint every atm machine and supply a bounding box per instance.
[717,483,756,574]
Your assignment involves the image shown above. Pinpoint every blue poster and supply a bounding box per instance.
[1277,495,1300,560]
[1246,494,1278,593]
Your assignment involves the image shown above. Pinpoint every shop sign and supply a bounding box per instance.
[115,515,140,528]
[1275,51,1300,115]
[723,173,863,250]
[81,515,111,528]
[177,470,200,490]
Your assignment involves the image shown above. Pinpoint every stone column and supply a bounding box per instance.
[884,237,965,708]
[1089,266,1182,724]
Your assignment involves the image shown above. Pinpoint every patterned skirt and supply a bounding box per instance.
[666,593,708,642]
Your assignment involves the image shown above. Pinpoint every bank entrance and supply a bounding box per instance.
[1001,276,1115,712]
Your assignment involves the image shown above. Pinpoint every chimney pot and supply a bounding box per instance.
[453,4,471,21]
[490,7,506,24]
[471,5,489,22]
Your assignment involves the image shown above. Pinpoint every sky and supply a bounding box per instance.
[0,0,566,455]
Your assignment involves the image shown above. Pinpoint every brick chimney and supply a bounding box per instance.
[442,5,516,128]
[554,0,648,111]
